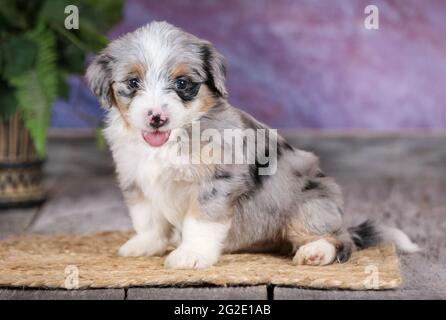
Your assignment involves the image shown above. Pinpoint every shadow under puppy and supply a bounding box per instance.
[86,21,418,269]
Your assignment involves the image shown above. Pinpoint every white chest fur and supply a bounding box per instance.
[104,115,198,229]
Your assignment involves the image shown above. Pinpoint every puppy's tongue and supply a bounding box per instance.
[142,130,170,147]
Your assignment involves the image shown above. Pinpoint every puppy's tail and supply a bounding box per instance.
[348,220,420,253]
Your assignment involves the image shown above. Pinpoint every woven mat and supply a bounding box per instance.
[0,231,401,290]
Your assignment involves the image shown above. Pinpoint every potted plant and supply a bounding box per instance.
[0,0,123,208]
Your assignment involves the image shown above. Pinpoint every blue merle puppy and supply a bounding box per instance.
[86,21,419,269]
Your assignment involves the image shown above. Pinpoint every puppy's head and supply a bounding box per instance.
[86,21,227,147]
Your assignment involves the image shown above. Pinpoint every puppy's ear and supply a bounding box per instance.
[86,53,115,108]
[200,43,228,99]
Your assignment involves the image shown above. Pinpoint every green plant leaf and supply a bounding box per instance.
[1,0,123,154]
[10,24,58,158]
[0,86,18,119]
[38,0,70,27]
[58,42,85,73]
[40,0,122,54]
[1,36,37,79]
[76,0,123,33]
[0,0,28,30]
[76,18,109,52]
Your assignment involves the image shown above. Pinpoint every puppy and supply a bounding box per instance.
[86,21,418,269]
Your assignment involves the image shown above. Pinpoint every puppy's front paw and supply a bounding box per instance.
[293,239,336,266]
[164,246,218,269]
[118,234,166,257]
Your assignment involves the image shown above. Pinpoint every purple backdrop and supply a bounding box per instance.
[52,0,446,130]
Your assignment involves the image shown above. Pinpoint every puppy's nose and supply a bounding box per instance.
[148,113,168,129]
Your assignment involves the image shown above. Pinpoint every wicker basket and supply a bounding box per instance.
[0,113,45,208]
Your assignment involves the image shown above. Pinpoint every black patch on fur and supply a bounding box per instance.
[240,114,281,178]
[249,162,264,188]
[239,113,283,170]
[97,54,115,68]
[336,242,353,263]
[348,220,382,250]
[176,85,201,101]
[234,160,269,203]
[200,45,223,98]
[214,170,232,180]
[337,207,344,216]
[240,113,263,130]
[276,143,282,159]
[281,141,294,151]
[220,63,227,78]
[316,171,326,178]
[302,180,320,192]
[93,54,116,106]
[172,77,201,102]
[201,188,218,202]
[97,56,114,80]
[249,143,274,188]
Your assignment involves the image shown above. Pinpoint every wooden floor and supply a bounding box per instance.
[1,133,445,299]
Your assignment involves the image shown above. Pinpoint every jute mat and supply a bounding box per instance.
[0,231,401,290]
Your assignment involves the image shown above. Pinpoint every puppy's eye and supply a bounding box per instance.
[173,77,201,102]
[175,78,188,91]
[128,78,140,89]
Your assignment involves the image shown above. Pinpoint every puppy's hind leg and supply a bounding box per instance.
[285,199,353,266]
[293,238,337,266]
[290,231,353,266]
